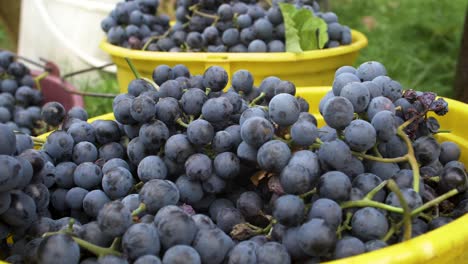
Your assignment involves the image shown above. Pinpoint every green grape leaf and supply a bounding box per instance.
[279,3,302,53]
[300,16,329,50]
[279,3,329,52]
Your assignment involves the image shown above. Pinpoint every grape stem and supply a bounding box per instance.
[141,77,160,90]
[425,176,441,183]
[34,71,49,91]
[73,236,122,257]
[260,220,275,234]
[396,129,421,193]
[372,144,383,158]
[382,221,400,242]
[341,180,403,213]
[299,188,316,200]
[309,143,322,150]
[364,180,387,200]
[419,212,433,221]
[132,181,144,192]
[110,237,121,251]
[337,130,345,140]
[193,9,219,20]
[351,151,407,163]
[273,136,292,145]
[434,130,451,134]
[411,188,459,216]
[131,203,147,217]
[67,218,75,233]
[336,211,353,239]
[249,92,266,106]
[142,28,172,51]
[124,58,141,79]
[340,199,404,213]
[176,118,189,128]
[205,88,211,95]
[43,231,122,257]
[387,180,412,241]
[351,115,422,193]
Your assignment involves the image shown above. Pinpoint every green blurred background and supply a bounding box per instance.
[330,0,467,97]
[0,0,466,116]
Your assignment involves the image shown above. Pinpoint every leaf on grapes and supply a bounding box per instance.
[179,204,196,216]
[301,16,329,50]
[280,3,329,52]
[292,9,311,31]
[250,170,269,186]
[279,3,302,53]
[230,223,260,240]
[268,176,285,195]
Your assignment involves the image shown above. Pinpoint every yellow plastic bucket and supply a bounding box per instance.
[35,87,468,263]
[99,31,368,93]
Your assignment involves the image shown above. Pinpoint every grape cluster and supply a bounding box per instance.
[1,61,467,263]
[101,0,171,49]
[0,50,87,136]
[103,0,352,52]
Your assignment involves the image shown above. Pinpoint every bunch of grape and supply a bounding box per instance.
[102,0,352,52]
[0,50,87,136]
[1,61,467,264]
[101,0,171,49]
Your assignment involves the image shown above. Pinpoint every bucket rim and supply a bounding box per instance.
[100,30,368,62]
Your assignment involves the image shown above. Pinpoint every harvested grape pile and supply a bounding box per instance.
[0,61,467,264]
[102,0,351,52]
[0,50,89,137]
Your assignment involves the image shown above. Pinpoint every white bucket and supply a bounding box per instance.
[18,0,118,77]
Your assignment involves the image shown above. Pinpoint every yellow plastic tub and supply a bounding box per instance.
[100,31,368,93]
[35,87,468,263]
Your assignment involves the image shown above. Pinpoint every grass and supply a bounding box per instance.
[330,0,467,97]
[77,72,118,118]
[0,23,13,50]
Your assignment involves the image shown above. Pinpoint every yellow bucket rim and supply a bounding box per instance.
[100,30,368,62]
